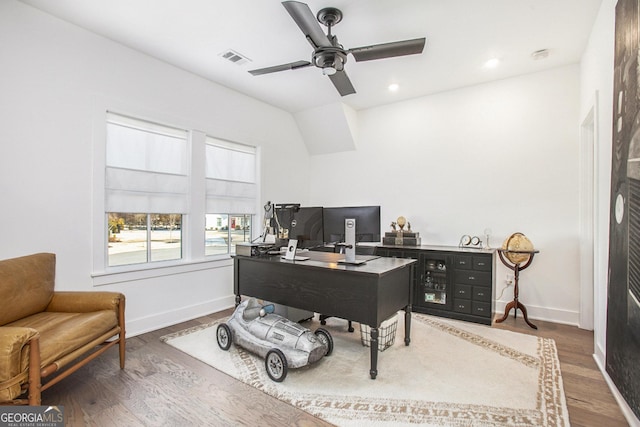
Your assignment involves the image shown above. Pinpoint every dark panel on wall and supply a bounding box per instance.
[607,0,640,418]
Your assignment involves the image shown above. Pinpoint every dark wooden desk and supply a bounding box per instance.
[233,251,416,379]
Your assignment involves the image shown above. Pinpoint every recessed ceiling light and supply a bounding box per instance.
[484,58,500,69]
[388,83,399,92]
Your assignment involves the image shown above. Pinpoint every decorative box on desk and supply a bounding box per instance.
[383,231,422,246]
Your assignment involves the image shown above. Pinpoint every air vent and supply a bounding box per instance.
[219,49,251,66]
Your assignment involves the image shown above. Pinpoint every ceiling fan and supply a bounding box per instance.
[248,1,426,96]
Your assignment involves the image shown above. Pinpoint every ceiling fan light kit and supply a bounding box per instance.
[322,66,337,76]
[248,1,426,97]
[314,48,345,73]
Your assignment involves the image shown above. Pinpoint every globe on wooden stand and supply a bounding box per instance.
[495,232,539,329]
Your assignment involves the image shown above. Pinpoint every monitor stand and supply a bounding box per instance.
[337,218,367,265]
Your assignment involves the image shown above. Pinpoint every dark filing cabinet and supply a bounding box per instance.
[451,254,493,323]
[375,245,495,325]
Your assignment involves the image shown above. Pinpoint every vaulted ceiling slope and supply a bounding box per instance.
[20,0,602,113]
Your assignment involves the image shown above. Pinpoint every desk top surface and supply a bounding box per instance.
[234,251,416,276]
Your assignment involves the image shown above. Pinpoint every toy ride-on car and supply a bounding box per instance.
[216,298,333,382]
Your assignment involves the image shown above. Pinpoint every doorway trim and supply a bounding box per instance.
[579,91,598,330]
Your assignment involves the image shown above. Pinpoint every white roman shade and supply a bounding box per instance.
[106,112,189,213]
[205,137,256,214]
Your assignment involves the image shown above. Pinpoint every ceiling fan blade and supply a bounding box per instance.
[282,1,332,48]
[350,37,426,62]
[248,60,311,76]
[329,70,356,96]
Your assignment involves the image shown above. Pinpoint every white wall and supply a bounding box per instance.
[0,0,310,336]
[309,65,582,325]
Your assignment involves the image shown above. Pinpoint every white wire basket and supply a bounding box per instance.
[359,314,398,352]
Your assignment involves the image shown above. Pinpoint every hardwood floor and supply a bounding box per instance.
[492,316,629,427]
[38,310,628,426]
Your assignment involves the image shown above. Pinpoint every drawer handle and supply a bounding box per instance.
[477,262,485,266]
[477,307,484,311]
[469,276,475,280]
[458,305,465,309]
[459,290,466,294]
[477,292,484,297]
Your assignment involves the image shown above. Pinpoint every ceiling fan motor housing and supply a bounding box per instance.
[313,46,347,73]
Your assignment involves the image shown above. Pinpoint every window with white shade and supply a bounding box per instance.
[205,137,256,255]
[105,112,188,267]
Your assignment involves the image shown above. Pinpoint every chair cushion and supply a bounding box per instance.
[7,310,118,370]
[0,253,55,326]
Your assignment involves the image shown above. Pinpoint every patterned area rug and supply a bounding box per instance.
[161,313,569,427]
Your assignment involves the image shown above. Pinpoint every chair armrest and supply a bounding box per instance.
[0,327,39,399]
[46,292,125,314]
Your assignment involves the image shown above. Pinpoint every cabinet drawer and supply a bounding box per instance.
[454,284,471,299]
[472,301,491,317]
[473,256,492,271]
[454,255,472,270]
[472,287,491,302]
[453,299,471,314]
[454,270,491,285]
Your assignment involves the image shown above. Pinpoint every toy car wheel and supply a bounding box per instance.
[314,328,334,356]
[216,323,232,351]
[265,349,288,382]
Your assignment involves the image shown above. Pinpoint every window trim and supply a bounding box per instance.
[91,257,233,286]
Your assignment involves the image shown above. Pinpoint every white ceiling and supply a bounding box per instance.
[20,0,602,113]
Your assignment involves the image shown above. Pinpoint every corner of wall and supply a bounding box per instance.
[293,102,358,155]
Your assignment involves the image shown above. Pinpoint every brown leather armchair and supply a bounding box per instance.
[0,253,125,405]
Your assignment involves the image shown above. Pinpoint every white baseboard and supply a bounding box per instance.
[125,295,236,337]
[594,339,605,364]
[493,300,579,326]
[593,353,640,426]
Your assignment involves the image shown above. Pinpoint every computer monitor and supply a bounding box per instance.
[322,205,381,243]
[284,206,324,248]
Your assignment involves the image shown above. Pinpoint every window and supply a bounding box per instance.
[96,110,259,275]
[205,214,252,256]
[105,113,188,267]
[205,137,257,255]
[108,213,182,266]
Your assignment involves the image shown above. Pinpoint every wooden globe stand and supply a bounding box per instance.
[495,249,539,330]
